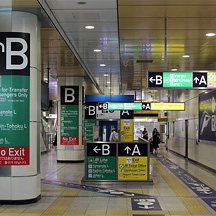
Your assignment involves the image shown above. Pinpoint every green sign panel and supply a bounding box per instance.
[0,76,30,165]
[108,103,142,110]
[60,105,79,145]
[163,72,193,87]
[87,156,116,180]
[85,119,96,142]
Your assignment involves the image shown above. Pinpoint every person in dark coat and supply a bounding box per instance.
[142,128,148,140]
[152,128,160,155]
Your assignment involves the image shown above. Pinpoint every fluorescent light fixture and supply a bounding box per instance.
[206,33,216,37]
[182,55,190,58]
[85,25,95,29]
[198,70,208,72]
[94,49,101,52]
[205,91,208,93]
[100,64,106,66]
[104,74,109,76]
[171,69,177,71]
[107,81,110,84]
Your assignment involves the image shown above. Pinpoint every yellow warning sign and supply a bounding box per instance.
[118,156,148,180]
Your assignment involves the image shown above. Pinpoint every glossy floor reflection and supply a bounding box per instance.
[0,146,216,216]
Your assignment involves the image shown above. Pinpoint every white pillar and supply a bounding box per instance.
[0,11,41,203]
[57,77,85,161]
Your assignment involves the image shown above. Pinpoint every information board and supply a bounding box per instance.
[87,143,116,180]
[60,86,79,145]
[118,143,148,180]
[0,32,30,166]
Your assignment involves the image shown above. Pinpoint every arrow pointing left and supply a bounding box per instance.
[93,146,101,153]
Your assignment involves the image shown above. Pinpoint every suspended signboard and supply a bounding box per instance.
[147,71,212,89]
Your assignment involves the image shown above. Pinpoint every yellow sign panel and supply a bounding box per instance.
[207,72,216,88]
[118,157,148,180]
[151,103,185,111]
[134,111,158,114]
[120,119,133,142]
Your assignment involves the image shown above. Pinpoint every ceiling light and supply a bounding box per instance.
[205,91,208,93]
[206,33,216,37]
[77,2,86,4]
[94,49,101,52]
[104,74,109,76]
[100,64,106,66]
[107,81,110,84]
[171,69,177,71]
[85,25,95,29]
[182,55,190,58]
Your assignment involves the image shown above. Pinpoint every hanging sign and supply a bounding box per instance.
[0,32,30,165]
[147,71,211,89]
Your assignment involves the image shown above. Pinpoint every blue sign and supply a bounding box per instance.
[131,198,162,210]
[199,90,216,141]
[158,159,216,197]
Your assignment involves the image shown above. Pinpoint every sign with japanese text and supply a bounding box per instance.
[60,86,79,145]
[0,32,30,165]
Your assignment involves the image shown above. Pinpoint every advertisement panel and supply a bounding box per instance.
[0,32,30,166]
[199,90,216,141]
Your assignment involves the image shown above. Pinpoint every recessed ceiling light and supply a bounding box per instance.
[171,69,177,71]
[104,74,108,76]
[77,2,86,4]
[206,33,216,37]
[107,81,110,84]
[94,49,101,52]
[100,64,106,67]
[85,25,95,29]
[182,55,190,58]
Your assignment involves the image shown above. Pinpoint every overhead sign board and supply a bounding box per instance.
[147,71,212,89]
[151,103,185,111]
[108,103,142,110]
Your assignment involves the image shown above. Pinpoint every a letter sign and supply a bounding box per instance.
[60,86,79,145]
[0,32,30,165]
[87,143,116,180]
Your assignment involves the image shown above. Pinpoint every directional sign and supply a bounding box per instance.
[142,102,151,110]
[87,143,116,156]
[193,72,207,87]
[147,71,210,89]
[118,143,148,180]
[98,103,108,110]
[87,142,116,180]
[148,72,163,88]
[118,143,148,156]
[108,103,142,110]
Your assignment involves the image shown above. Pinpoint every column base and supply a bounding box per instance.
[57,149,84,161]
[0,174,41,203]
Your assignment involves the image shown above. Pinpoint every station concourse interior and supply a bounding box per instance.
[0,0,216,216]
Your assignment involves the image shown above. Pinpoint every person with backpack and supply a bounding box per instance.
[109,128,118,142]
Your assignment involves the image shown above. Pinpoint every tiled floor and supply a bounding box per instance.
[0,145,216,215]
